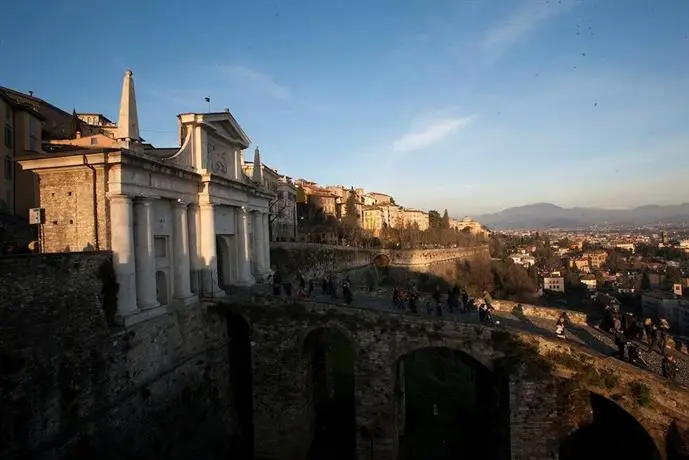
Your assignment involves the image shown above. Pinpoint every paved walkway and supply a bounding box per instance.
[257,284,688,388]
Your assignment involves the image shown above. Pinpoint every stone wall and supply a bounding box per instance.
[221,297,689,460]
[492,300,588,325]
[0,252,235,460]
[35,166,110,253]
[269,242,490,288]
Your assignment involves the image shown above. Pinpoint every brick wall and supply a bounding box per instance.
[0,252,236,459]
[37,166,109,253]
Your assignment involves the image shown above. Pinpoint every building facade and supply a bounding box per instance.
[450,217,491,237]
[543,276,565,293]
[0,92,44,217]
[19,70,273,327]
[1,87,103,219]
[402,208,429,231]
[380,204,402,229]
[585,250,608,269]
[362,207,384,235]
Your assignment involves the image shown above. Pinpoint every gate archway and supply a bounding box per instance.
[559,392,662,460]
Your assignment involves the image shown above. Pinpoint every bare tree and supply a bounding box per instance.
[269,198,289,241]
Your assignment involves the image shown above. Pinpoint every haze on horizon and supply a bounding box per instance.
[1,0,687,217]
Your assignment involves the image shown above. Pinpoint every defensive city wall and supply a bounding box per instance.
[269,242,491,286]
[2,249,689,459]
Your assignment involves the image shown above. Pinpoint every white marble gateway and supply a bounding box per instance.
[19,70,274,327]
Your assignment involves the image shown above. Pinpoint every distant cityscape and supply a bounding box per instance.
[500,227,689,338]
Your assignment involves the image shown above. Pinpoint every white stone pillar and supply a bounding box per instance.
[109,194,139,321]
[263,213,272,271]
[199,203,225,297]
[253,212,266,276]
[187,204,201,294]
[172,201,195,304]
[133,198,159,309]
[237,207,254,285]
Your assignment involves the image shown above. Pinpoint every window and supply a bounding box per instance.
[4,104,10,122]
[90,137,98,145]
[4,157,11,180]
[154,236,167,258]
[4,125,12,149]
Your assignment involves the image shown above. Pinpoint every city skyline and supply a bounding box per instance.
[1,0,688,216]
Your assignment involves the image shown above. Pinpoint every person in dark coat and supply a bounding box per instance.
[662,354,678,381]
[273,271,282,296]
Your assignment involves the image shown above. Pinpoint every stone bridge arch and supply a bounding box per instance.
[220,300,689,460]
[389,345,511,459]
[559,390,663,460]
[300,322,361,357]
[373,253,391,268]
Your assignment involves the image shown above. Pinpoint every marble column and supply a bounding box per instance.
[253,212,266,276]
[199,203,225,297]
[236,207,254,285]
[262,213,272,271]
[172,201,195,304]
[187,204,201,294]
[109,194,139,321]
[133,198,159,309]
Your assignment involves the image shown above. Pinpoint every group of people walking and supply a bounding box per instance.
[271,271,354,304]
[602,304,679,381]
[392,283,472,315]
[269,270,683,383]
[390,284,501,326]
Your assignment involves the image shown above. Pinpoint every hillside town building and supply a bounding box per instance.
[18,69,274,326]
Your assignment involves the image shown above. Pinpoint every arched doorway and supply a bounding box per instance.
[396,347,510,460]
[559,392,662,460]
[216,236,233,288]
[303,327,356,460]
[227,313,254,459]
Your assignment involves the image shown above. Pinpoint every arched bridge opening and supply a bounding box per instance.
[373,253,391,282]
[394,347,510,460]
[303,327,357,460]
[559,391,662,460]
[373,253,391,268]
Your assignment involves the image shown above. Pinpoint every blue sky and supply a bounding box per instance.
[1,0,688,216]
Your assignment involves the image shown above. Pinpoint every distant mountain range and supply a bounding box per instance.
[475,203,689,229]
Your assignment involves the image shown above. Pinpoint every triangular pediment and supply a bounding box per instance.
[205,112,251,148]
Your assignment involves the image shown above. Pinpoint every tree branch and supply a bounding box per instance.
[269,198,290,224]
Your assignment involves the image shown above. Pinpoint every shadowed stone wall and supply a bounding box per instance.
[0,252,236,460]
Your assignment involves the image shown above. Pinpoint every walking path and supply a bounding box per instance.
[265,285,688,388]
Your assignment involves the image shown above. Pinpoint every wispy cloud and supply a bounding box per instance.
[481,0,578,57]
[220,64,291,101]
[393,115,475,153]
